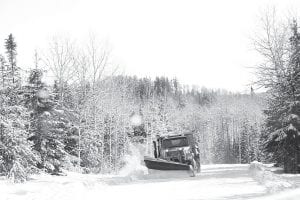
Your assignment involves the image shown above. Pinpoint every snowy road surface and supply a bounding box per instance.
[0,164,297,200]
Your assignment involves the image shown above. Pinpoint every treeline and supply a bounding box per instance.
[117,76,265,165]
[0,34,265,182]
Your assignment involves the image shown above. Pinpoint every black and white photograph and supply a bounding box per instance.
[1,0,300,199]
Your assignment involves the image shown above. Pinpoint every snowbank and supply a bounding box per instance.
[0,171,108,200]
[249,161,295,193]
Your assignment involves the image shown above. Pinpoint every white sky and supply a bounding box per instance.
[1,0,300,92]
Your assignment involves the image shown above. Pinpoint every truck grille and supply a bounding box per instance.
[166,151,180,157]
[166,150,184,162]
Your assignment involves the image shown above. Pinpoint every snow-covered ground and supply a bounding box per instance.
[1,162,300,200]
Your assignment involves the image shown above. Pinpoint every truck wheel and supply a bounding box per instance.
[189,159,197,177]
[196,158,201,173]
[189,164,196,177]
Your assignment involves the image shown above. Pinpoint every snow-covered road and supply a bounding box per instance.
[1,164,275,200]
[102,164,267,200]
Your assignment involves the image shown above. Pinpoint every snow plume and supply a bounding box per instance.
[249,161,295,193]
[129,114,143,126]
[118,143,148,179]
[37,89,50,99]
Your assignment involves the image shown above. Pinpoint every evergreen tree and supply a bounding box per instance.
[0,81,37,181]
[0,54,8,88]
[248,122,260,162]
[0,92,39,182]
[4,34,19,85]
[263,20,300,173]
[25,70,74,174]
[240,119,250,163]
[0,35,38,182]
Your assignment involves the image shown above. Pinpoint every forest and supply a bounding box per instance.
[1,11,300,182]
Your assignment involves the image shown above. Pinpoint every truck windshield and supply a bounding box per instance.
[162,137,189,149]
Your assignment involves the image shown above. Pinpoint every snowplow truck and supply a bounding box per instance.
[144,133,201,177]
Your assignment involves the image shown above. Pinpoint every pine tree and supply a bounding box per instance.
[25,69,75,174]
[0,54,8,88]
[0,94,39,182]
[0,85,37,181]
[263,20,300,173]
[0,35,39,182]
[248,123,260,162]
[4,34,19,85]
[240,119,255,164]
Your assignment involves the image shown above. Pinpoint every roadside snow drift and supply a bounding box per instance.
[252,187,300,200]
[249,161,295,193]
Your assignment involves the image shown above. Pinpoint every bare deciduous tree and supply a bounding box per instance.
[43,37,76,103]
[87,34,111,88]
[253,8,290,88]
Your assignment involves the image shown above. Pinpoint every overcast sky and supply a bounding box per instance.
[1,0,300,92]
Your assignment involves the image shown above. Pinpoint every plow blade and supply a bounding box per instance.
[144,156,191,171]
